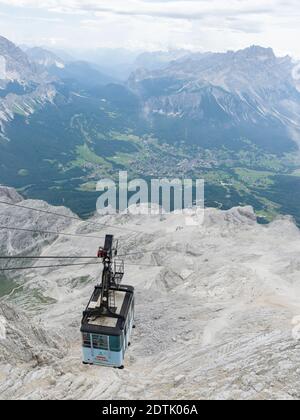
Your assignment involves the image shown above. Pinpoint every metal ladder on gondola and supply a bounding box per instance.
[107,260,124,311]
[113,259,124,288]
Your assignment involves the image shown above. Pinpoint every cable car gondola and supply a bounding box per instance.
[81,235,135,369]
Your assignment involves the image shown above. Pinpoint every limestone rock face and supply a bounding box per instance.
[1,187,300,400]
[0,302,65,365]
[0,35,56,135]
[0,186,23,203]
[0,189,75,263]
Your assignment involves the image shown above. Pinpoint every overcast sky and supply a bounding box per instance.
[0,0,300,57]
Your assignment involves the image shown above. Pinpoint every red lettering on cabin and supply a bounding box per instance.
[96,356,107,361]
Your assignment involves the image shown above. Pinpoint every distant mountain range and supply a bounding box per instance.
[1,37,299,153]
[129,46,300,153]
[1,35,300,223]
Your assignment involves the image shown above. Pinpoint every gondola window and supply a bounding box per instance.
[92,334,109,350]
[109,336,122,352]
[82,333,91,348]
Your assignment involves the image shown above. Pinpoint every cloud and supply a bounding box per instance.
[0,0,300,56]
[17,15,63,22]
[0,0,275,20]
[0,0,296,27]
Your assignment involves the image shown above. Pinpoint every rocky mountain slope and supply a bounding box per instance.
[129,46,300,152]
[1,186,300,400]
[0,36,113,138]
[25,47,65,70]
[0,36,56,136]
[0,186,74,261]
[0,36,42,86]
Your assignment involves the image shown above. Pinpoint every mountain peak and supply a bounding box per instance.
[0,35,15,49]
[26,47,65,69]
[0,35,27,59]
[234,45,276,60]
[0,34,35,81]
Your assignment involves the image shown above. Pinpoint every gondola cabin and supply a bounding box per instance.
[81,234,135,368]
[81,285,134,368]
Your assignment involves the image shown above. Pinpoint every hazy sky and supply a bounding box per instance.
[0,0,300,57]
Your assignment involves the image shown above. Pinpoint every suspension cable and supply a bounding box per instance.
[0,225,106,240]
[0,200,142,234]
[0,249,160,260]
[0,261,162,272]
[0,261,101,271]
